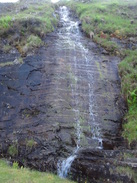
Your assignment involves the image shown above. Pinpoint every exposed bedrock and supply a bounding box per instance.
[70,148,137,183]
[0,6,135,183]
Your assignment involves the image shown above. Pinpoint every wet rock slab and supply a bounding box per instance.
[0,6,131,183]
[70,148,137,183]
[0,36,78,171]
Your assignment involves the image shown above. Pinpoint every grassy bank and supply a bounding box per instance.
[67,0,137,53]
[66,0,137,145]
[0,1,58,56]
[0,159,75,183]
[119,50,137,144]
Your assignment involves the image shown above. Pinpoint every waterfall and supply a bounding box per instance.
[57,6,103,178]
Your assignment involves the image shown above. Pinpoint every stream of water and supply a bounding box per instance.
[57,6,103,178]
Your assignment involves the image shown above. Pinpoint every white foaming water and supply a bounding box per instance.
[58,154,76,178]
[57,6,103,178]
[51,0,60,3]
[57,6,81,178]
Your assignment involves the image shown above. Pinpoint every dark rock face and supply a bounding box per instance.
[0,37,78,171]
[0,6,135,183]
[71,148,137,183]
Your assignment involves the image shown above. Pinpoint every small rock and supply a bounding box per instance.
[21,45,28,55]
[102,59,109,63]
[100,31,107,39]
[13,58,20,64]
[129,37,135,42]
[78,21,82,26]
[13,58,23,65]
[10,48,18,54]
[102,49,109,55]
[102,64,106,68]
[130,20,134,24]
[121,12,128,16]
[20,6,28,11]
[101,18,105,23]
[6,160,12,167]
[85,16,91,24]
[89,31,94,39]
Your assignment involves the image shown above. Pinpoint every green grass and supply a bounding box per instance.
[119,50,137,98]
[0,160,75,183]
[27,35,43,47]
[8,145,18,157]
[0,16,12,28]
[67,0,137,52]
[15,4,58,34]
[17,35,43,55]
[94,35,119,53]
[0,2,58,55]
[119,50,137,143]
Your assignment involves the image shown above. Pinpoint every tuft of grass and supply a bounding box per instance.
[3,44,12,53]
[0,159,75,183]
[8,145,18,157]
[119,50,137,98]
[0,62,14,67]
[94,35,119,53]
[27,35,43,47]
[26,139,36,149]
[0,16,12,29]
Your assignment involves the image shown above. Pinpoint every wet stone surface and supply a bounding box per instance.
[0,6,130,182]
[71,148,137,183]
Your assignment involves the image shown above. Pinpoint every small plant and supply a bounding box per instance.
[8,145,18,156]
[26,139,36,149]
[0,16,12,28]
[27,35,43,48]
[3,45,12,53]
[13,161,19,169]
[128,89,137,106]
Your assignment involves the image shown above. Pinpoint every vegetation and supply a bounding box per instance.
[0,160,75,183]
[8,145,18,157]
[26,139,36,149]
[119,50,137,143]
[0,57,23,67]
[66,0,137,53]
[66,0,137,144]
[116,166,137,182]
[0,16,12,29]
[0,2,58,56]
[67,0,137,38]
